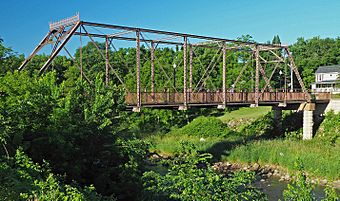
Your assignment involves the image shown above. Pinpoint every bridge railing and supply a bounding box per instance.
[313,92,332,100]
[125,91,325,106]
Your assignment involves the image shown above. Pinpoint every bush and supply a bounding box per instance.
[0,149,108,201]
[282,160,339,201]
[239,113,274,138]
[285,129,303,141]
[316,111,340,144]
[178,116,233,137]
[143,143,266,201]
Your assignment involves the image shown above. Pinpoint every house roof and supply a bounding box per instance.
[315,65,340,73]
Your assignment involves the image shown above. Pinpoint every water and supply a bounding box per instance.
[253,177,337,201]
[147,160,339,200]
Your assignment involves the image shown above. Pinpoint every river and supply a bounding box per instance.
[254,177,339,200]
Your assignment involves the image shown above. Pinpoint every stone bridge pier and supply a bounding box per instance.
[272,103,316,140]
[302,103,315,140]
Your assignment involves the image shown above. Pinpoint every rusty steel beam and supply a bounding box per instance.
[151,42,155,100]
[62,47,92,84]
[136,30,141,108]
[107,30,134,38]
[73,31,263,51]
[269,49,285,62]
[258,62,274,92]
[105,37,110,86]
[255,46,260,106]
[189,45,193,93]
[183,36,188,107]
[82,25,127,89]
[259,46,286,51]
[260,62,280,94]
[19,31,52,71]
[73,32,183,45]
[285,47,311,102]
[194,47,222,92]
[138,32,178,93]
[81,21,284,48]
[20,17,312,107]
[79,26,83,81]
[39,21,81,73]
[232,54,253,90]
[222,43,227,107]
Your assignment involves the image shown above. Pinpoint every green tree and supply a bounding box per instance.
[272,35,281,45]
[0,149,107,201]
[143,143,266,201]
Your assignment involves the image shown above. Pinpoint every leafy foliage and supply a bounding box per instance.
[282,160,315,201]
[143,143,266,201]
[316,111,340,144]
[1,32,340,200]
[239,112,274,138]
[0,71,149,200]
[282,159,339,201]
[0,149,107,201]
[290,37,340,87]
[176,116,233,137]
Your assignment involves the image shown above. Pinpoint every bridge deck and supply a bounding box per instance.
[125,92,331,108]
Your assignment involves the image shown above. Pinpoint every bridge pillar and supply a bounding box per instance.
[254,45,260,107]
[272,106,282,135]
[302,103,315,140]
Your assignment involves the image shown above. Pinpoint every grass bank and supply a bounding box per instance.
[148,133,225,156]
[145,107,340,183]
[146,107,274,158]
[224,139,340,180]
[218,106,271,123]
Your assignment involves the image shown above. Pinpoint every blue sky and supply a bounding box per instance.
[1,0,340,56]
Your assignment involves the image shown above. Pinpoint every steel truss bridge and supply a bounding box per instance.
[19,14,331,111]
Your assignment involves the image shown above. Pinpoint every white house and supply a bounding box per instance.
[311,65,340,92]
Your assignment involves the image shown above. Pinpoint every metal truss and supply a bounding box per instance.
[19,14,311,110]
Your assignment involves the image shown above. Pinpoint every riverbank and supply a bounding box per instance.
[145,107,340,193]
[224,139,340,181]
[212,161,340,189]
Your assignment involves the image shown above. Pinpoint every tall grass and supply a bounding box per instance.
[224,139,340,180]
[148,133,225,156]
[218,106,271,123]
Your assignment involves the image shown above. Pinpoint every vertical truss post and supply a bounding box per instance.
[105,37,110,86]
[136,30,141,110]
[189,45,193,93]
[183,36,188,109]
[222,43,227,107]
[80,27,83,81]
[151,42,155,100]
[255,46,260,107]
[284,55,287,102]
[290,63,294,92]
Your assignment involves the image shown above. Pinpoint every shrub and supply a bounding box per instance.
[316,111,340,144]
[285,129,303,141]
[143,143,266,201]
[240,113,274,138]
[282,160,339,201]
[178,116,233,137]
[282,160,315,201]
[0,149,108,201]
